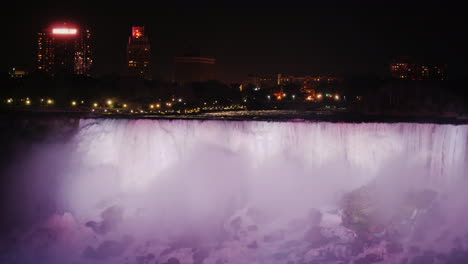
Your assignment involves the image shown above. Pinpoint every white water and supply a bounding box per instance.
[4,120,468,264]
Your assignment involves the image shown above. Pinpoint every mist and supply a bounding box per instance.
[0,119,467,264]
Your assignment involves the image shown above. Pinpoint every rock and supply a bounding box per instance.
[304,226,329,248]
[101,205,123,222]
[82,235,133,259]
[308,208,323,226]
[94,240,126,258]
[230,217,242,232]
[341,185,377,232]
[85,205,123,235]
[85,221,105,234]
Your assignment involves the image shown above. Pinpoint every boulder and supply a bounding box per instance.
[304,226,329,248]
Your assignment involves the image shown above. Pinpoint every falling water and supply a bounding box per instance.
[1,119,467,264]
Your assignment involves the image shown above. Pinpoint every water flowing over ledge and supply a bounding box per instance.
[1,119,467,264]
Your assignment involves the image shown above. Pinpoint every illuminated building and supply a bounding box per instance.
[36,24,92,76]
[390,57,415,80]
[277,74,341,100]
[277,75,340,86]
[390,57,447,80]
[127,26,152,80]
[9,68,27,78]
[174,56,216,84]
[419,64,447,80]
[244,74,276,89]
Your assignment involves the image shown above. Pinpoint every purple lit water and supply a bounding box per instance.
[1,120,467,264]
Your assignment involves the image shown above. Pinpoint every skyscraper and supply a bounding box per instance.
[37,24,92,76]
[127,26,152,80]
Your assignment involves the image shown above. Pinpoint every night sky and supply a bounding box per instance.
[1,1,464,82]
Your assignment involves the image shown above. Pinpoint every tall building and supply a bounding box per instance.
[37,24,92,76]
[390,57,414,80]
[174,56,216,84]
[390,57,447,80]
[127,26,152,80]
[419,64,447,80]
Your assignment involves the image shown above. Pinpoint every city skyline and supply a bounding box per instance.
[1,1,464,82]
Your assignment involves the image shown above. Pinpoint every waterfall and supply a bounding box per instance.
[73,119,467,189]
[1,119,467,264]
